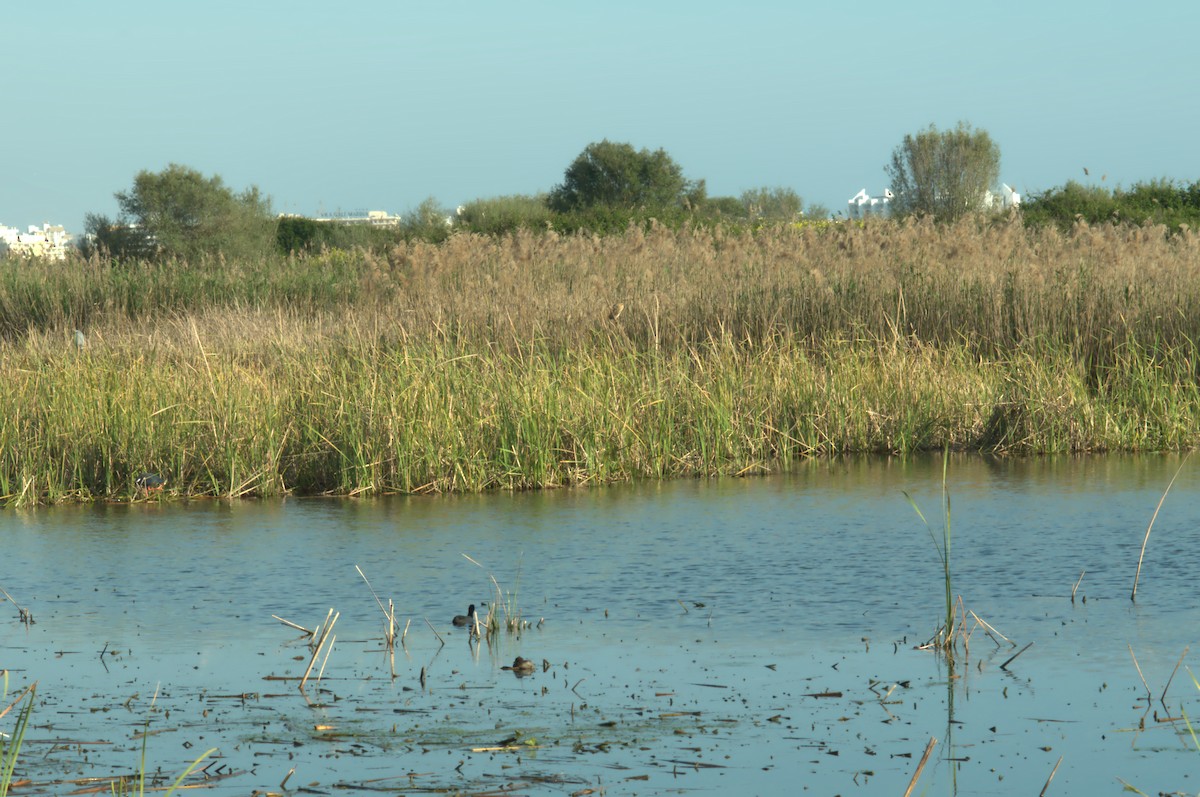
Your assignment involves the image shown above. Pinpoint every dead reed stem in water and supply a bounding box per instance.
[903,736,938,797]
[1161,645,1190,704]
[1128,643,1153,701]
[355,564,397,649]
[1132,452,1190,601]
[300,609,338,691]
[272,615,315,637]
[1000,642,1034,671]
[1071,571,1085,603]
[1039,755,1063,797]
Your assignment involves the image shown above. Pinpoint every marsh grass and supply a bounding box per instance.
[905,449,955,653]
[0,682,35,797]
[109,686,216,797]
[4,221,1200,504]
[463,554,527,637]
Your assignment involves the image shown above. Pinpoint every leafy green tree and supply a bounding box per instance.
[885,122,1001,221]
[82,212,159,259]
[547,140,701,213]
[401,197,454,243]
[110,164,275,261]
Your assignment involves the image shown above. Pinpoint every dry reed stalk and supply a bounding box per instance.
[355,565,397,648]
[0,682,35,722]
[1127,644,1153,701]
[1160,646,1190,704]
[423,617,445,647]
[271,615,315,637]
[967,611,1013,647]
[1039,755,1063,797]
[1131,453,1191,601]
[299,609,338,691]
[903,736,938,797]
[1000,642,1034,671]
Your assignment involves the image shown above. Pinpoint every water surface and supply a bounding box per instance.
[3,453,1200,794]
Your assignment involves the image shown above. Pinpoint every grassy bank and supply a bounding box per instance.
[2,219,1199,504]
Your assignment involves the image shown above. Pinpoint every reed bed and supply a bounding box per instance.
[2,219,1200,504]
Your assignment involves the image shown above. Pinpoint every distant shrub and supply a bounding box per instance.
[1023,178,1200,232]
[457,194,553,235]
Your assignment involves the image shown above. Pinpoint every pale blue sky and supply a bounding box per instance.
[4,1,1197,233]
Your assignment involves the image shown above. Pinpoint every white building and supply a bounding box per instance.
[847,183,1020,219]
[310,210,402,227]
[847,188,894,219]
[0,222,73,260]
[984,183,1021,211]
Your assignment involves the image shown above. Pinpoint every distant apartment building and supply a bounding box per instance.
[846,184,1020,219]
[310,210,403,227]
[0,222,73,260]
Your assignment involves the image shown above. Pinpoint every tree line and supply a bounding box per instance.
[77,130,1200,263]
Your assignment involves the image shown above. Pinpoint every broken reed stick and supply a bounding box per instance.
[903,736,938,797]
[1071,571,1085,603]
[1128,644,1153,700]
[424,617,445,647]
[299,609,339,691]
[272,615,315,636]
[1000,642,1034,671]
[0,681,36,722]
[968,611,1013,647]
[1039,755,1063,797]
[1132,452,1190,601]
[1161,646,1190,704]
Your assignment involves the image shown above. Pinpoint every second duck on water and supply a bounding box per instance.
[452,604,476,627]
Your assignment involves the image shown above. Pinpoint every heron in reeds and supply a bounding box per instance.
[608,302,624,322]
[452,604,476,627]
[135,473,167,491]
[73,329,87,349]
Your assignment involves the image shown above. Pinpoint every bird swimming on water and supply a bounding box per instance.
[452,604,476,626]
[508,656,537,675]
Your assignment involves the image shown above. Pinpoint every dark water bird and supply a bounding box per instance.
[135,473,167,491]
[509,656,536,674]
[452,604,476,627]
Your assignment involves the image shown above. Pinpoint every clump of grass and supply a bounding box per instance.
[462,554,529,637]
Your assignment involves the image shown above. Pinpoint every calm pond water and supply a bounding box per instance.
[3,453,1200,795]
